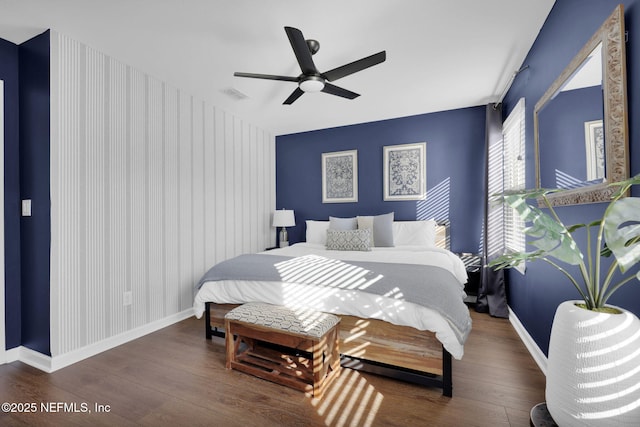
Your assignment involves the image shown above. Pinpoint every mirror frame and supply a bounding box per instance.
[534,4,629,206]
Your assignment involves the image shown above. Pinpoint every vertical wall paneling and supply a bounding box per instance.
[129,67,147,329]
[203,105,216,267]
[146,78,163,322]
[178,93,193,310]
[268,131,276,249]
[214,109,226,261]
[191,99,205,294]
[49,32,275,357]
[258,130,270,251]
[109,57,129,336]
[86,44,106,344]
[224,113,235,258]
[235,118,245,254]
[248,126,258,250]
[245,124,256,252]
[163,86,180,316]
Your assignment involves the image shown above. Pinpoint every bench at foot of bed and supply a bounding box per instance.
[224,302,341,399]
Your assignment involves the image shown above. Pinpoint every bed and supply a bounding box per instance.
[193,216,472,396]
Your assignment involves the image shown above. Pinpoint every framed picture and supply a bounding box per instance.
[584,120,605,181]
[322,150,358,203]
[383,142,426,201]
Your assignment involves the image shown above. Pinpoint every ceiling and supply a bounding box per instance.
[0,0,556,136]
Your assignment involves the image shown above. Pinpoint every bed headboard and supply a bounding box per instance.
[435,221,450,250]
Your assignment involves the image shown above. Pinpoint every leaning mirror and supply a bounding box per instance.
[534,4,629,206]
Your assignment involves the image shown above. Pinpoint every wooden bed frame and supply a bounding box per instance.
[204,302,453,396]
[202,221,456,396]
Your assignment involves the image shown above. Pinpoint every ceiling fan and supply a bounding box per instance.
[234,26,386,105]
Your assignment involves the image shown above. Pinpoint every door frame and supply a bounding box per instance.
[1,79,6,364]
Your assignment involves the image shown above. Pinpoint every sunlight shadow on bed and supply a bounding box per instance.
[274,255,411,362]
[275,255,384,291]
[274,255,407,337]
[311,367,383,427]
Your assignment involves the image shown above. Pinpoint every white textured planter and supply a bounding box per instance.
[546,301,640,426]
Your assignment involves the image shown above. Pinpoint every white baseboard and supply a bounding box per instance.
[4,346,21,364]
[4,309,195,373]
[508,306,548,376]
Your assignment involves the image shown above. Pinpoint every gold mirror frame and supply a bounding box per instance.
[534,4,629,206]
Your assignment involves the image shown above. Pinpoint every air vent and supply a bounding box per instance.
[221,87,249,100]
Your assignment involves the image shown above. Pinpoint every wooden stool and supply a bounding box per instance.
[225,302,341,398]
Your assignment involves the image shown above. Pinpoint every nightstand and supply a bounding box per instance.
[456,253,482,304]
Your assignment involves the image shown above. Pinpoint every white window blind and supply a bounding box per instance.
[486,128,505,259]
[487,98,526,268]
[502,98,526,256]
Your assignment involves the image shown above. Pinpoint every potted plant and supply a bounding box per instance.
[490,174,640,427]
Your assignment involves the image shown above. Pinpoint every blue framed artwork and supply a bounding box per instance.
[383,142,426,201]
[322,150,358,203]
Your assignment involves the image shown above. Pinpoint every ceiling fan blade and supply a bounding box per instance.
[323,51,386,82]
[284,26,318,75]
[234,72,298,82]
[321,83,360,100]
[283,87,305,105]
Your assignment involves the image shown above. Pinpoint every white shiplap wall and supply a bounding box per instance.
[49,32,275,357]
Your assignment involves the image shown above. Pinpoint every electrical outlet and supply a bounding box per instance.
[123,291,132,306]
[22,199,32,217]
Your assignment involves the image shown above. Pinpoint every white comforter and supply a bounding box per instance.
[193,243,471,359]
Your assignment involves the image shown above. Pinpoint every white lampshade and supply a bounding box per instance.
[272,209,295,227]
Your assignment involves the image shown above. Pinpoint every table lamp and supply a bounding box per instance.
[272,209,295,247]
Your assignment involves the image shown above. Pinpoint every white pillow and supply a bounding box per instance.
[392,220,437,246]
[306,220,330,244]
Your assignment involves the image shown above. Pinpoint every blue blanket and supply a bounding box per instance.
[196,253,471,344]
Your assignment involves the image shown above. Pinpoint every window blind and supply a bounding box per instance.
[502,98,526,256]
[487,98,526,264]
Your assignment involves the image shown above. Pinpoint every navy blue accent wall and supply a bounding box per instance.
[19,31,51,355]
[502,0,640,355]
[0,37,21,350]
[276,106,486,254]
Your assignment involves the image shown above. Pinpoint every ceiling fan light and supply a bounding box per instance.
[299,76,325,92]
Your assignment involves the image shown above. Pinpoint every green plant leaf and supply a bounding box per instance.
[567,223,587,233]
[489,250,545,270]
[604,197,640,273]
[609,174,640,198]
[507,201,584,265]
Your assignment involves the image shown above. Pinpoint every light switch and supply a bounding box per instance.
[22,199,32,217]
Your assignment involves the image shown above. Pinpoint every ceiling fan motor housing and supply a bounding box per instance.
[306,39,320,55]
[299,75,325,92]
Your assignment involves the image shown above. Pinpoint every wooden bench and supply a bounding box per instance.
[224,302,341,398]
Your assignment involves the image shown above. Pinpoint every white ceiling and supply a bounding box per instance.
[0,0,556,136]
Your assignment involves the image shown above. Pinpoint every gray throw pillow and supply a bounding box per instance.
[329,216,358,230]
[357,212,394,247]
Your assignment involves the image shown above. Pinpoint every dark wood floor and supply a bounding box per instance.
[0,308,545,426]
